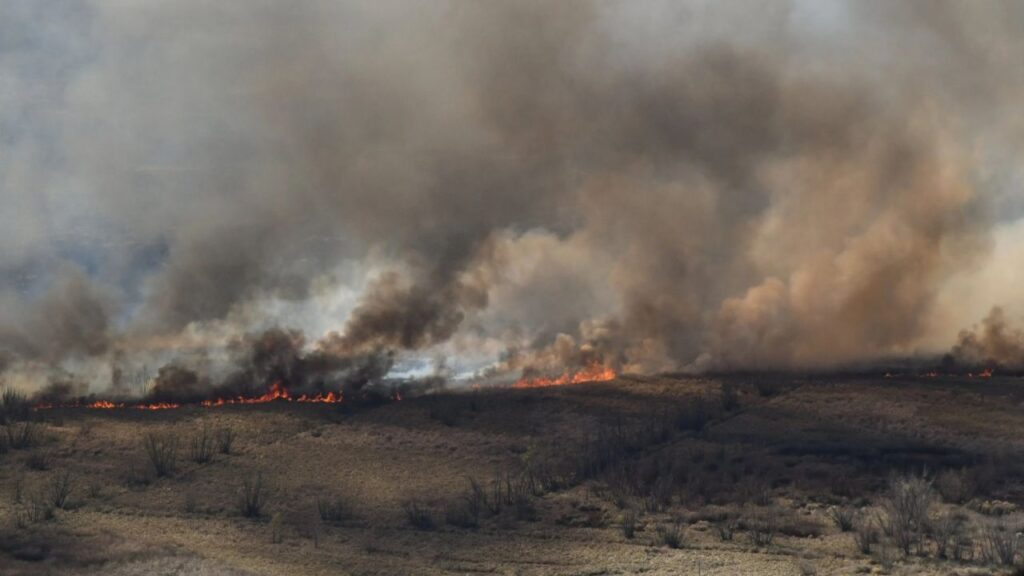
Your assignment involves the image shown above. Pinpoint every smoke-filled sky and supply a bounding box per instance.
[2,0,1024,394]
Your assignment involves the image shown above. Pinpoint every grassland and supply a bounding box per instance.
[3,375,1024,575]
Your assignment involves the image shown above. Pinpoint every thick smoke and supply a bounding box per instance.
[949,308,1024,369]
[2,1,1024,394]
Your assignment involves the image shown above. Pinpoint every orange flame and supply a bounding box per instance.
[34,381,344,411]
[969,367,993,378]
[512,363,616,389]
[201,382,343,407]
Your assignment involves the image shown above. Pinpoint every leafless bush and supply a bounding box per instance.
[746,508,777,547]
[656,518,684,548]
[1,388,30,423]
[854,516,879,554]
[881,475,932,555]
[6,421,38,449]
[936,468,975,504]
[930,511,967,560]
[716,518,738,541]
[621,508,638,539]
[238,472,267,518]
[827,505,856,532]
[216,427,236,454]
[189,425,214,464]
[402,499,435,530]
[316,495,349,524]
[18,489,56,526]
[143,432,178,477]
[47,470,73,509]
[980,520,1019,566]
[797,559,817,576]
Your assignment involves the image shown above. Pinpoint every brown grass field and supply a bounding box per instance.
[3,375,1024,575]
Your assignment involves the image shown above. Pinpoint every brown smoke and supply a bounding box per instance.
[950,307,1024,369]
[1,1,1023,391]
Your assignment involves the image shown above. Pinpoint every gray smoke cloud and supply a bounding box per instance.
[2,0,1024,394]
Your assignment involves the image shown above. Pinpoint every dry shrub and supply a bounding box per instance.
[216,427,236,454]
[445,499,480,529]
[316,495,349,524]
[936,468,975,504]
[745,507,777,547]
[6,422,39,450]
[853,515,879,555]
[47,470,73,509]
[929,511,968,561]
[656,518,684,548]
[143,432,178,477]
[189,425,214,464]
[980,520,1019,566]
[238,472,267,518]
[827,505,856,532]
[402,499,435,531]
[621,508,638,539]
[881,475,932,555]
[1,388,30,423]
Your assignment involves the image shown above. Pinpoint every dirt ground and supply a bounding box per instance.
[2,375,1024,575]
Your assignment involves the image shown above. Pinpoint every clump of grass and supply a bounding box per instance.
[826,505,856,532]
[402,499,435,531]
[238,472,266,518]
[190,425,214,464]
[656,518,684,548]
[143,432,178,477]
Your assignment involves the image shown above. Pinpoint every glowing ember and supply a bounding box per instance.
[512,363,616,389]
[969,367,994,378]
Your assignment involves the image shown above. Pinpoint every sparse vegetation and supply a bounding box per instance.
[143,431,179,477]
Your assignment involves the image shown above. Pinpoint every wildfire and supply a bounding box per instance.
[33,381,344,411]
[512,363,616,389]
[201,383,343,407]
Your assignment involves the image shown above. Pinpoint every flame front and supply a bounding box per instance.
[512,363,616,389]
